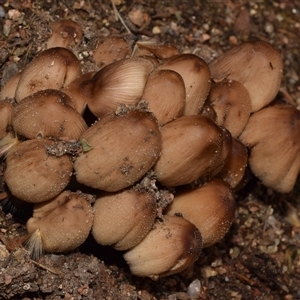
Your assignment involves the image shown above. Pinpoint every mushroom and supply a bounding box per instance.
[92,35,132,68]
[206,79,252,138]
[26,190,93,258]
[239,102,300,193]
[219,138,248,189]
[153,115,230,187]
[209,41,283,112]
[209,126,233,178]
[74,109,161,192]
[133,40,180,59]
[92,188,157,251]
[165,178,236,248]
[4,138,73,203]
[62,71,96,115]
[87,57,153,117]
[123,215,202,279]
[157,53,211,115]
[46,19,83,49]
[12,89,88,140]
[139,69,185,125]
[15,47,82,102]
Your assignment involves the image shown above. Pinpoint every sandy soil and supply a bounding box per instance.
[0,0,300,299]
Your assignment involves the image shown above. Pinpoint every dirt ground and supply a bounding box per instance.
[1,0,300,299]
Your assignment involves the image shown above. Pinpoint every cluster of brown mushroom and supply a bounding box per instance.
[1,19,299,280]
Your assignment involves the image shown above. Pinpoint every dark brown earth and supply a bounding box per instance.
[1,0,300,299]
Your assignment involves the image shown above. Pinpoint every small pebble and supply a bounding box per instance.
[267,244,278,254]
[229,247,240,259]
[23,283,31,290]
[211,258,222,267]
[264,22,274,34]
[152,26,161,34]
[201,266,217,278]
[187,279,201,298]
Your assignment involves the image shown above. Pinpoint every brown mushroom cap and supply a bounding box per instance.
[92,189,157,251]
[123,215,202,279]
[74,109,161,192]
[140,69,185,125]
[239,103,300,193]
[219,138,248,190]
[133,41,180,59]
[165,178,236,248]
[12,89,88,140]
[157,53,211,115]
[15,47,82,102]
[92,35,132,68]
[46,20,83,49]
[207,79,252,138]
[153,115,229,186]
[4,138,73,203]
[209,126,233,178]
[87,57,154,118]
[61,71,96,115]
[26,190,93,256]
[209,41,283,112]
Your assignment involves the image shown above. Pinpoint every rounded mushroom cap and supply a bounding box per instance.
[157,53,211,115]
[133,40,180,59]
[123,215,202,279]
[12,89,87,140]
[15,47,82,102]
[62,71,95,114]
[92,35,132,68]
[74,109,161,192]
[46,19,83,49]
[92,189,157,250]
[140,69,186,125]
[4,138,73,203]
[26,190,93,256]
[219,137,248,189]
[153,115,229,186]
[87,57,154,118]
[209,41,283,112]
[239,103,300,193]
[207,79,252,138]
[165,178,236,248]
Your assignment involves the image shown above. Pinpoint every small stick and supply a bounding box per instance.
[235,272,256,286]
[30,259,63,276]
[110,0,132,34]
